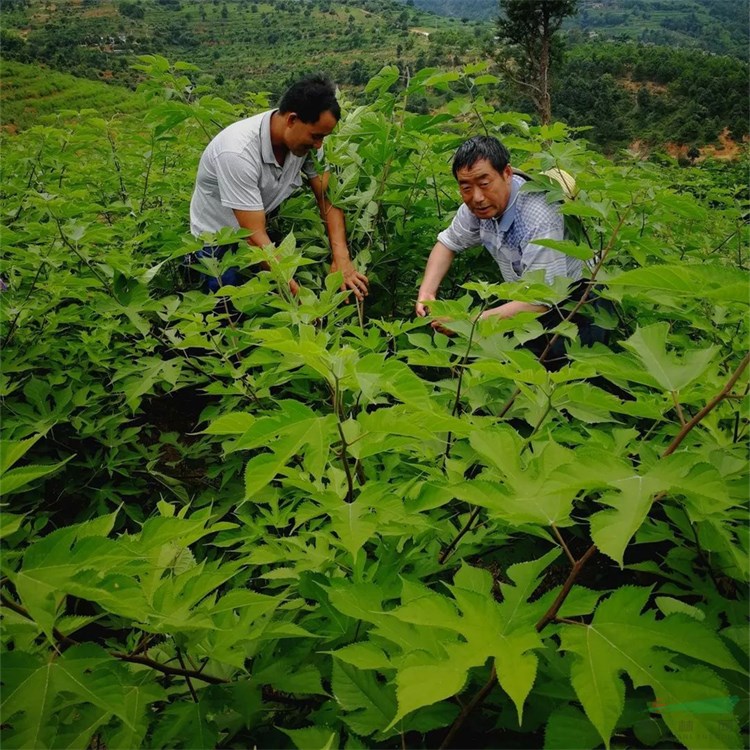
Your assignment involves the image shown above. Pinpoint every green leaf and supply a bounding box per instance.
[149,701,219,750]
[52,704,111,750]
[1,652,58,750]
[104,676,166,750]
[0,435,42,474]
[590,483,657,567]
[1,458,71,495]
[494,640,538,725]
[203,412,255,435]
[607,264,749,304]
[267,663,325,696]
[390,661,471,728]
[280,726,338,750]
[0,512,25,539]
[655,596,705,621]
[651,666,742,750]
[590,456,698,566]
[621,323,717,391]
[332,661,396,736]
[55,646,129,721]
[496,548,561,632]
[330,643,392,671]
[355,354,433,409]
[544,705,602,750]
[561,587,744,749]
[530,238,595,261]
[460,432,579,526]
[328,499,378,560]
[365,65,399,94]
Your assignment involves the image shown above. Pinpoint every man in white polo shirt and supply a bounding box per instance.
[190,74,368,299]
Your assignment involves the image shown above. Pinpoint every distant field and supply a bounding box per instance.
[1,59,143,131]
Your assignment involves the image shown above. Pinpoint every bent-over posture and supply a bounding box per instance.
[190,73,368,299]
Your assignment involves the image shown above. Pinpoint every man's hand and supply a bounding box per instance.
[331,257,369,301]
[415,293,435,318]
[430,318,456,336]
[416,294,455,336]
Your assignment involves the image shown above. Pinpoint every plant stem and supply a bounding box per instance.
[671,390,687,426]
[115,652,228,684]
[443,302,487,461]
[536,544,598,632]
[1,261,46,348]
[439,506,481,565]
[1,591,230,684]
[439,664,497,749]
[662,352,749,457]
[54,217,112,292]
[451,304,486,419]
[176,647,199,702]
[551,523,575,565]
[140,132,155,213]
[333,375,355,503]
[107,128,129,204]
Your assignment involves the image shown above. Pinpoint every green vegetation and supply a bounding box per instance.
[0,59,142,130]
[568,0,749,59]
[1,0,747,153]
[0,0,479,97]
[552,42,749,149]
[1,58,748,749]
[414,0,749,59]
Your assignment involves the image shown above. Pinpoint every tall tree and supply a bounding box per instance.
[497,0,578,124]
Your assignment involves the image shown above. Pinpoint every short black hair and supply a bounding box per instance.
[452,135,511,179]
[278,73,341,124]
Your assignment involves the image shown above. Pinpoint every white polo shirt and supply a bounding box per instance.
[189,109,322,237]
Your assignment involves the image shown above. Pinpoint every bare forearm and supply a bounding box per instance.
[319,202,350,261]
[481,300,548,320]
[418,243,455,298]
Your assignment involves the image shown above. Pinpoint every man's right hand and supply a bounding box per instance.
[416,294,456,336]
[415,293,435,318]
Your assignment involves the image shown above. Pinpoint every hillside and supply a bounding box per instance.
[0,0,482,99]
[404,0,749,59]
[1,0,747,153]
[0,59,142,130]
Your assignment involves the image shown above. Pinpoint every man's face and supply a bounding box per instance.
[284,110,338,157]
[456,159,513,220]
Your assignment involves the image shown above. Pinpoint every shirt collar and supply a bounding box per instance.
[495,175,521,231]
[260,110,281,168]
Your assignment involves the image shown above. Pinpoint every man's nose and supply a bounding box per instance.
[472,186,485,203]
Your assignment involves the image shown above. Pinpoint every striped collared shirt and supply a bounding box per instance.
[437,175,583,285]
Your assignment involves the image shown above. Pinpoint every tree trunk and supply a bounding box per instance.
[539,42,551,123]
[539,15,552,124]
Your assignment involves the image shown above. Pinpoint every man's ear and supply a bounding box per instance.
[502,164,513,180]
[284,112,298,127]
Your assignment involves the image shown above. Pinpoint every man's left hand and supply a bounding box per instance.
[331,258,369,301]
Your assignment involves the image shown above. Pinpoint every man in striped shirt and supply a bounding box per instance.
[416,135,583,327]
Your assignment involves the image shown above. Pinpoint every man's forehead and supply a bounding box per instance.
[456,159,502,180]
[310,110,338,132]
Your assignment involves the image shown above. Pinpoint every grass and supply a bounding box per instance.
[1,59,144,131]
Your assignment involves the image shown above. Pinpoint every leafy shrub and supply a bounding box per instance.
[1,57,748,749]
